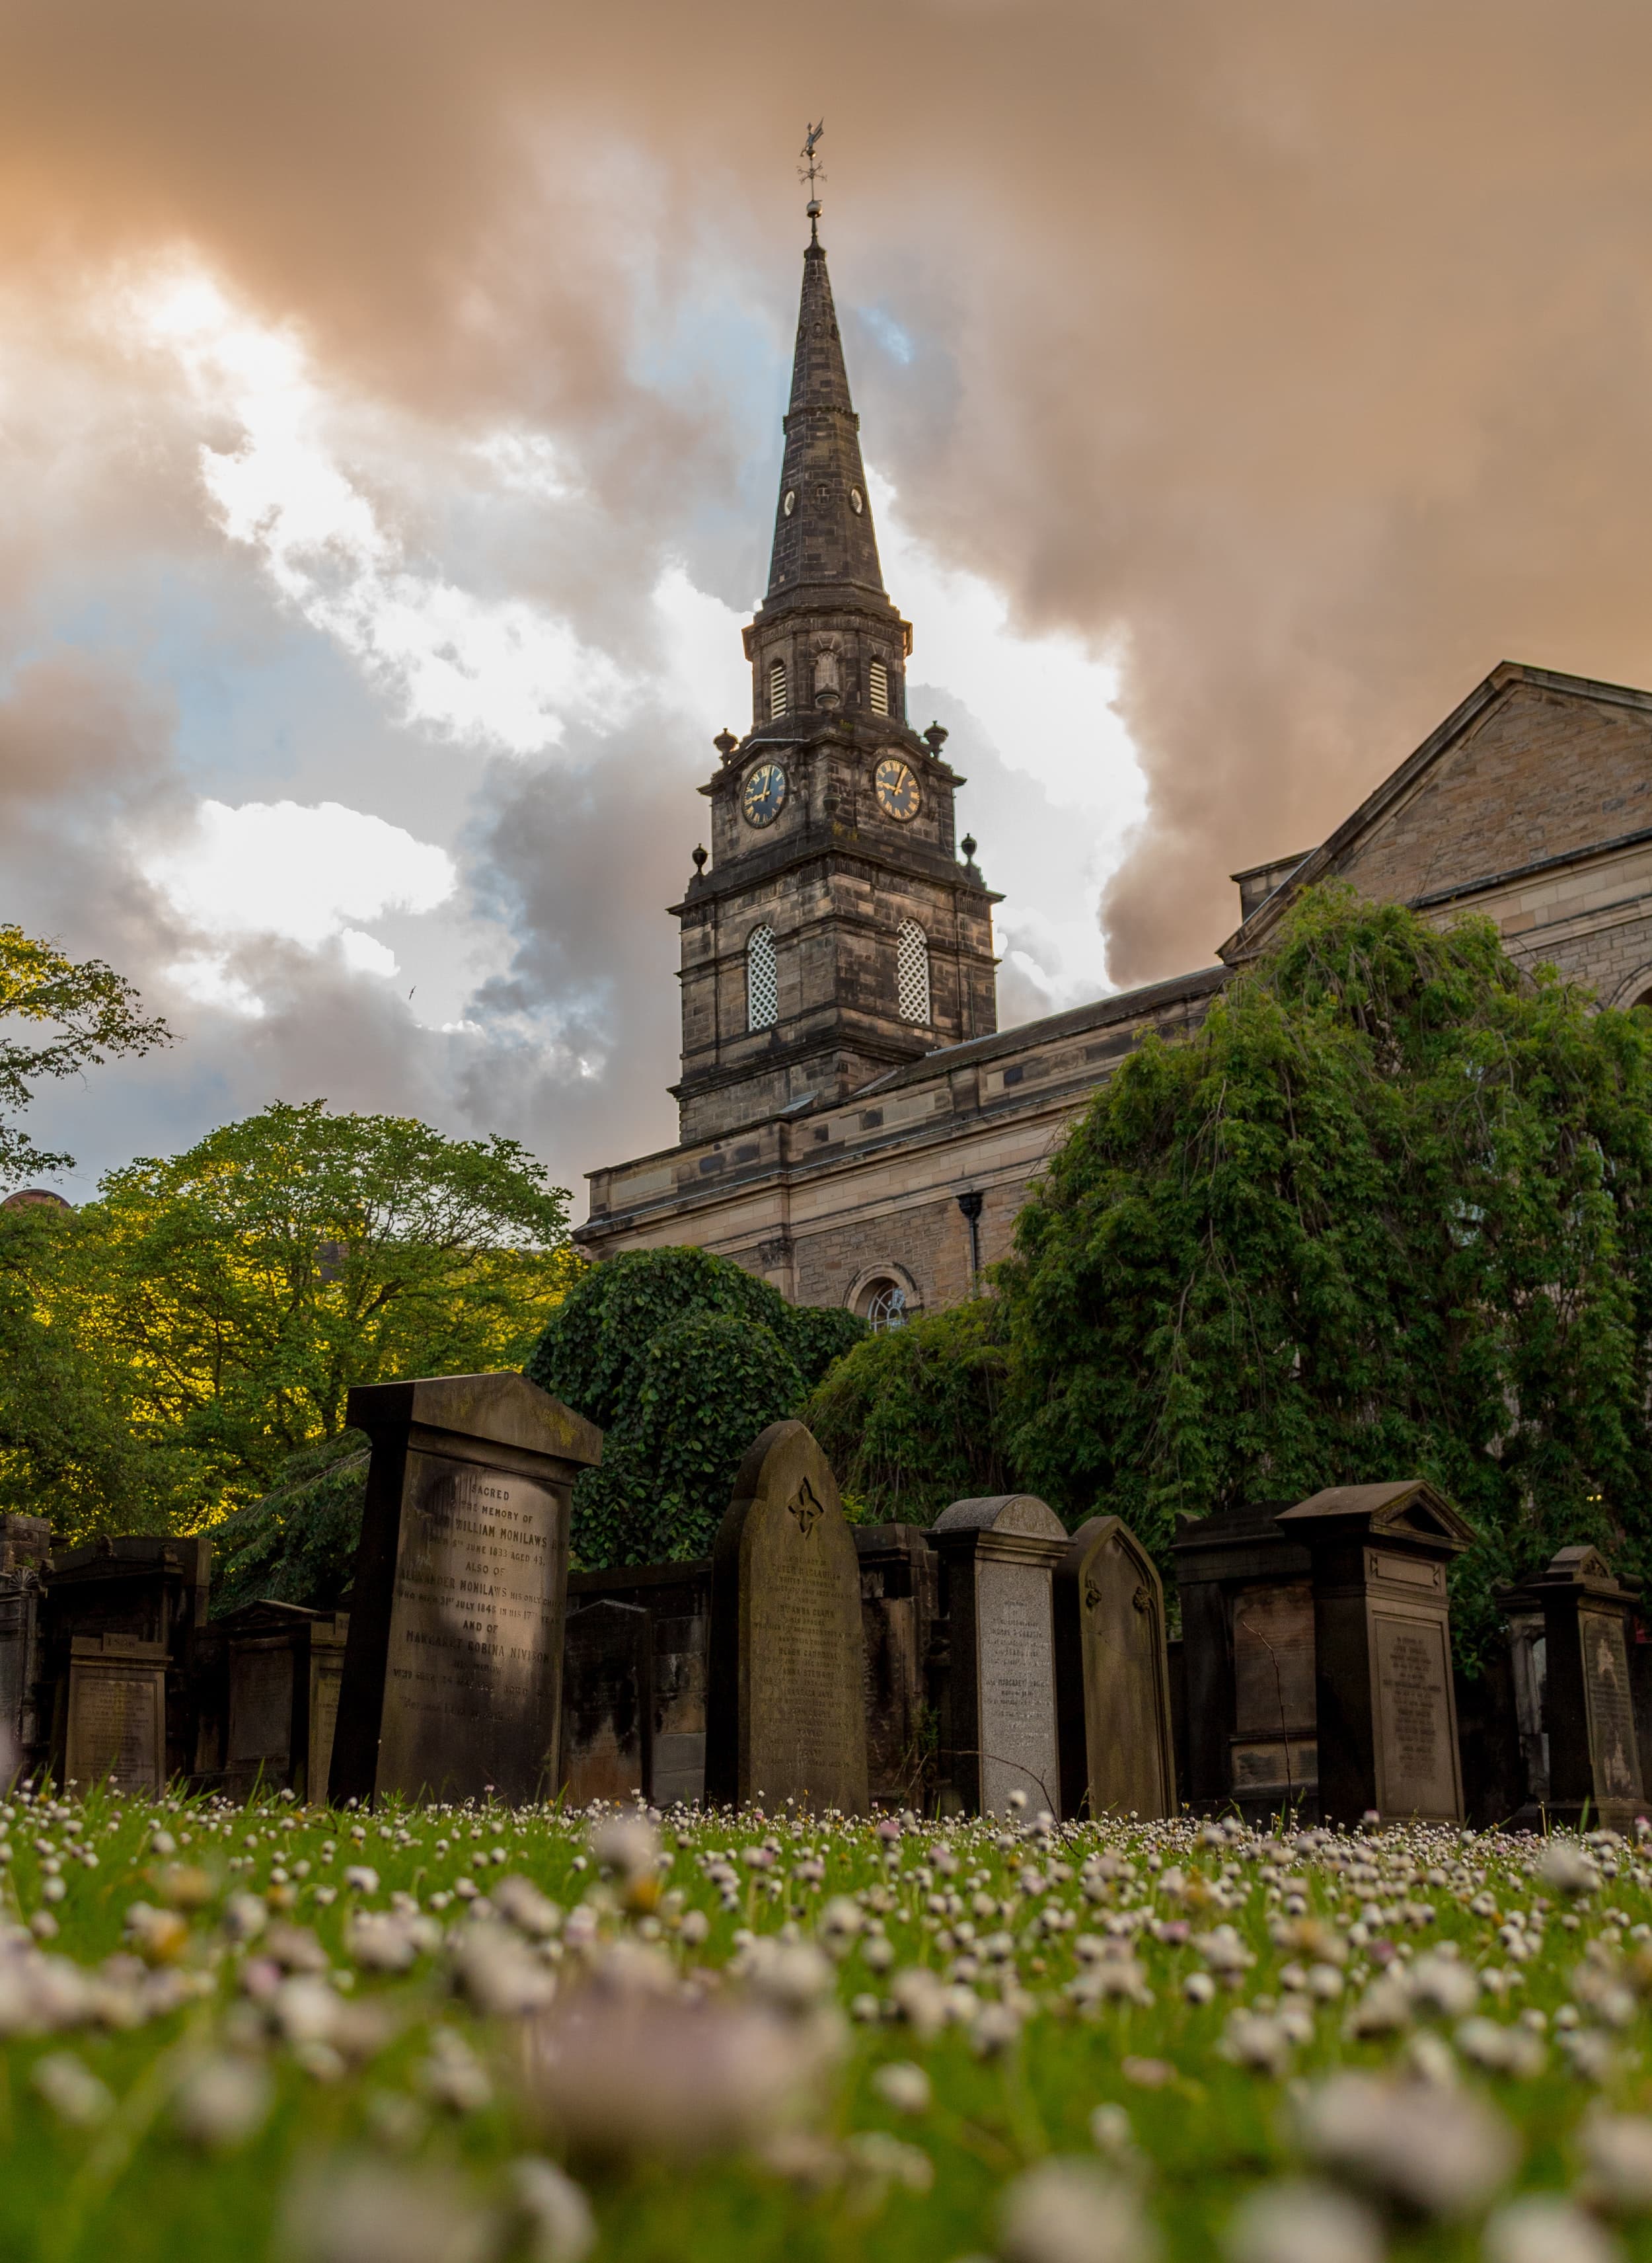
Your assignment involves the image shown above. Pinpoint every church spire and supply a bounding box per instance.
[765,225,885,603]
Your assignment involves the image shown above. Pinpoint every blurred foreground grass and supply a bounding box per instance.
[0,1786,1650,2262]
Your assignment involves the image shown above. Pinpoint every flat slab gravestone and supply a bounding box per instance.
[1497,1544,1647,1829]
[1170,1502,1318,1818]
[560,1598,648,1806]
[566,1560,712,1807]
[1277,1480,1474,1823]
[705,1420,868,1814]
[1054,1515,1176,1820]
[854,1524,940,1810]
[65,1634,167,1794]
[330,1373,602,1806]
[215,1601,350,1801]
[930,1495,1067,1818]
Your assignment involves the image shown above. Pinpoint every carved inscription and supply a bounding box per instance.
[68,1667,161,1792]
[1583,1611,1643,1803]
[749,1540,860,1800]
[1373,1613,1458,1817]
[977,1557,1059,1817]
[377,1451,565,1802]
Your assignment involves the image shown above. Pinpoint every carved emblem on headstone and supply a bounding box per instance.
[788,1478,823,1538]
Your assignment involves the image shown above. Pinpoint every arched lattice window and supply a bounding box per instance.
[747,923,778,1031]
[768,658,788,719]
[896,920,930,1025]
[862,1279,909,1332]
[868,659,889,716]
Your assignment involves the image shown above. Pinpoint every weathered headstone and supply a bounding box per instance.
[41,1533,209,1784]
[930,1495,1067,1818]
[204,1601,351,1800]
[1277,1480,1474,1823]
[854,1524,940,1810]
[65,1633,167,1794]
[1170,1502,1318,1818]
[705,1420,868,1814]
[1497,1545,1647,1829]
[564,1558,713,1806]
[560,1599,648,1806]
[1054,1514,1176,1820]
[0,1515,50,1771]
[329,1373,602,1806]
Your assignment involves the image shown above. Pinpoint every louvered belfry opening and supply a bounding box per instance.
[747,923,779,1031]
[768,659,788,718]
[869,659,889,716]
[897,920,930,1025]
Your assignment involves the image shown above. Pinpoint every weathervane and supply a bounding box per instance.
[799,120,825,241]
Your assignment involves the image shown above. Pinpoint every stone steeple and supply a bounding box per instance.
[765,237,885,603]
[665,219,1000,1148]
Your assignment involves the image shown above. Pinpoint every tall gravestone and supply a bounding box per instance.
[330,1373,601,1806]
[1171,1502,1318,1818]
[566,1559,712,1807]
[854,1524,940,1810]
[930,1495,1067,1818]
[559,1598,648,1806]
[1497,1545,1647,1829]
[0,1515,50,1771]
[42,1534,209,1785]
[1277,1480,1474,1824]
[1054,1515,1176,1820]
[65,1633,167,1794]
[705,1420,868,1814]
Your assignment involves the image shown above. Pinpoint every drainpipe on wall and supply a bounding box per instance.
[957,1188,983,1286]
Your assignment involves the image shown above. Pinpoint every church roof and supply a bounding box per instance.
[763,235,887,607]
[1217,660,1652,964]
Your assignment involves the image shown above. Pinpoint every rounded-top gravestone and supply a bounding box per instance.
[1054,1514,1176,1820]
[930,1494,1069,1818]
[704,1420,868,1815]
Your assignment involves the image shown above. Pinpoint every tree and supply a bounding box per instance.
[999,886,1652,1664]
[801,1296,1008,1525]
[527,1245,865,1565]
[0,1099,577,1539]
[0,923,172,1186]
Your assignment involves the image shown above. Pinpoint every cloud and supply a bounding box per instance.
[7,0,1652,1188]
[141,798,457,1010]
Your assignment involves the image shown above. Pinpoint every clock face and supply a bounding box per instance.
[741,762,788,827]
[874,757,920,822]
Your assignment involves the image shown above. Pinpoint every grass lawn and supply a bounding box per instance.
[0,1784,1649,2262]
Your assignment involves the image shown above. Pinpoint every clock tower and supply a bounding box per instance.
[672,217,1000,1145]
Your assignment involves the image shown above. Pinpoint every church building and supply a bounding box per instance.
[576,221,1652,1321]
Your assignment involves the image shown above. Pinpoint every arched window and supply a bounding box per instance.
[747,923,778,1031]
[868,659,889,716]
[896,919,930,1025]
[862,1280,909,1332]
[768,658,788,719]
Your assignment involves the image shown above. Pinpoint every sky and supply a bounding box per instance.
[9,0,1652,1212]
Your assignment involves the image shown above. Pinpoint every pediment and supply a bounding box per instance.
[1220,663,1652,963]
[1279,1478,1475,1551]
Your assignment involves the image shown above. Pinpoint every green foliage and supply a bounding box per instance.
[209,1432,371,1615]
[801,1297,1008,1525]
[527,1246,866,1564]
[999,886,1652,1667]
[0,1099,576,1541]
[0,922,172,1187]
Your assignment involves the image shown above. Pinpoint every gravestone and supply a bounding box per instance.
[40,1534,209,1784]
[329,1373,602,1806]
[565,1558,712,1806]
[65,1634,167,1793]
[1171,1502,1318,1818]
[0,1515,50,1771]
[854,1524,940,1810]
[560,1599,648,1806]
[1054,1515,1176,1820]
[206,1601,350,1800]
[1496,1545,1647,1829]
[705,1420,868,1814]
[1277,1480,1474,1824]
[930,1495,1068,1818]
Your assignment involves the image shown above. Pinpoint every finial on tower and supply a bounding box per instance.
[800,120,825,242]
